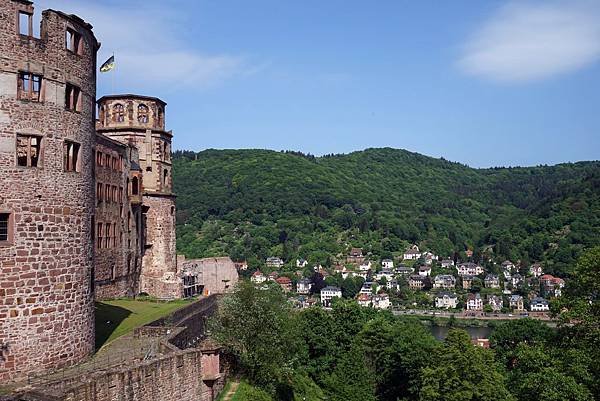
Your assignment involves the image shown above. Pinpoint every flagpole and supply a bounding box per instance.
[111,52,115,94]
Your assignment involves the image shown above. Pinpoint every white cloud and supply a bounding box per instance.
[458,1,600,82]
[35,0,250,91]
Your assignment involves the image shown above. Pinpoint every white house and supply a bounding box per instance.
[501,260,516,272]
[386,279,400,291]
[395,265,414,275]
[530,297,549,312]
[375,268,394,282]
[320,286,342,307]
[296,258,308,268]
[441,259,455,268]
[403,245,422,260]
[372,293,391,309]
[296,278,312,295]
[266,257,285,268]
[511,274,523,288]
[356,293,371,307]
[359,261,372,272]
[510,295,524,311]
[408,274,426,290]
[456,262,483,276]
[381,259,394,269]
[435,292,458,309]
[251,270,266,284]
[422,252,438,265]
[418,265,432,277]
[360,281,380,295]
[529,263,543,278]
[484,274,500,289]
[466,293,483,311]
[433,274,456,289]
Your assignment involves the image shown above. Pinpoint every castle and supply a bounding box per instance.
[0,0,237,385]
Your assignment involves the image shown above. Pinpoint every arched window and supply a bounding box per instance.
[163,168,168,187]
[131,176,139,195]
[157,106,164,127]
[138,104,149,123]
[113,103,124,122]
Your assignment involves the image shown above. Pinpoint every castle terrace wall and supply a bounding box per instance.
[0,0,99,383]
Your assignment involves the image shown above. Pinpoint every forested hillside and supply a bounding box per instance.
[173,147,600,276]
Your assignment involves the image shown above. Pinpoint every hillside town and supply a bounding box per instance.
[242,245,564,317]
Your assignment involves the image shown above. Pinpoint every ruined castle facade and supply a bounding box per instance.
[0,0,181,383]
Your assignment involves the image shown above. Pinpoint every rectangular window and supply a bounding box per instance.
[63,141,80,172]
[0,213,10,242]
[97,222,103,249]
[113,223,118,247]
[18,72,42,102]
[104,154,110,168]
[66,28,82,54]
[18,12,32,36]
[65,83,80,111]
[96,151,103,166]
[16,134,41,167]
[97,182,103,203]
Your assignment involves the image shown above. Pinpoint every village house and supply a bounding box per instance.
[359,261,372,271]
[346,247,365,264]
[530,297,550,312]
[333,264,350,279]
[433,274,456,289]
[320,286,342,307]
[375,267,394,282]
[466,293,483,311]
[381,259,394,269]
[418,265,432,277]
[395,265,414,275]
[487,295,503,312]
[267,271,279,281]
[266,257,285,268]
[234,260,248,271]
[360,281,380,295]
[275,276,292,292]
[462,275,475,290]
[472,338,490,348]
[357,293,372,307]
[441,259,455,268]
[456,262,484,276]
[422,251,438,265]
[386,279,400,291]
[296,278,312,294]
[484,274,500,288]
[511,273,524,288]
[251,270,267,284]
[408,274,427,290]
[501,260,516,272]
[530,263,543,278]
[296,258,308,268]
[372,293,391,309]
[540,274,565,298]
[435,292,458,309]
[403,245,422,260]
[510,295,525,312]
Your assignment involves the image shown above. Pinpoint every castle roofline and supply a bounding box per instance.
[96,126,173,138]
[98,94,167,106]
[44,9,100,48]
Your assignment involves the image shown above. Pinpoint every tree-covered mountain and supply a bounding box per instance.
[172,147,600,277]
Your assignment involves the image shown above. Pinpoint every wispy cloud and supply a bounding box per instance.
[458,1,600,83]
[36,0,254,91]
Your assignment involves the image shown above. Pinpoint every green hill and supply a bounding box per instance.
[172,147,600,276]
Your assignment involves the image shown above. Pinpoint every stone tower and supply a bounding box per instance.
[0,0,99,383]
[96,95,179,299]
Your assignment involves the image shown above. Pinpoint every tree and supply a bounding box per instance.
[209,281,306,393]
[489,318,554,365]
[419,329,514,401]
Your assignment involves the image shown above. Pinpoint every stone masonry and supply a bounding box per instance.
[0,0,99,383]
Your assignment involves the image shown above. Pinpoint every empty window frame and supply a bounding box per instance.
[18,72,42,102]
[131,176,139,195]
[65,83,81,111]
[138,104,149,123]
[97,222,103,249]
[113,104,124,123]
[97,182,103,203]
[0,213,12,243]
[64,140,80,172]
[96,151,103,166]
[16,134,41,167]
[65,28,82,55]
[18,12,32,36]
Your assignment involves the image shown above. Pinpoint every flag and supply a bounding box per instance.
[100,55,115,72]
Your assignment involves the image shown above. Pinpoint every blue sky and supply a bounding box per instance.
[38,0,600,167]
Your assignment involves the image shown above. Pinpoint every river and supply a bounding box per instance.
[427,324,492,340]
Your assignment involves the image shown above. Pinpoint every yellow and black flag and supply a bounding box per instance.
[100,55,115,72]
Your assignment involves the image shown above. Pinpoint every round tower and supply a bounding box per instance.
[96,95,179,299]
[0,0,99,382]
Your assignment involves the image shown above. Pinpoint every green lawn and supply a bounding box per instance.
[95,298,191,349]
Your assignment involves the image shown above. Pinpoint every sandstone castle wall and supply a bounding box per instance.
[0,0,99,383]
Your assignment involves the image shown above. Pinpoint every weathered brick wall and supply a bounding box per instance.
[0,0,99,384]
[93,135,143,299]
